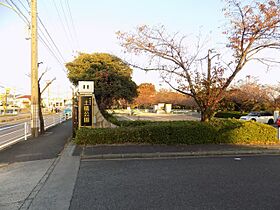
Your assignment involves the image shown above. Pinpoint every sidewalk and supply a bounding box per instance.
[0,120,72,164]
[77,143,280,160]
[0,120,79,210]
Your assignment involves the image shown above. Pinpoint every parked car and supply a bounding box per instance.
[240,111,274,124]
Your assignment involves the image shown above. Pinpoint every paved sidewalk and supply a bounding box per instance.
[77,143,280,160]
[0,120,78,210]
[28,143,80,210]
[0,159,55,210]
[0,120,72,164]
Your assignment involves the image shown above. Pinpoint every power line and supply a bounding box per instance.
[17,0,66,63]
[51,0,74,51]
[16,0,29,13]
[24,0,29,6]
[65,0,80,50]
[6,0,67,74]
[59,0,74,46]
[5,0,29,25]
[38,34,66,72]
[38,16,67,63]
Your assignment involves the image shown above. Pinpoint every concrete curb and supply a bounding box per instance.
[82,149,280,160]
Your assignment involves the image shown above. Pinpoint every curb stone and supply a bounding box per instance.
[81,149,280,160]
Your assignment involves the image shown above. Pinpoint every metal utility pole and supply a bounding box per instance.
[31,0,39,137]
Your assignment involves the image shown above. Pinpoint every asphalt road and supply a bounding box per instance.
[71,156,280,210]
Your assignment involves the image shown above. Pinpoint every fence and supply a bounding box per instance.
[0,113,69,150]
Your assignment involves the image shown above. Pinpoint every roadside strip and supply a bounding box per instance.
[81,149,280,161]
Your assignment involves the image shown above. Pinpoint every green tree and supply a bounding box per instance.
[66,53,138,111]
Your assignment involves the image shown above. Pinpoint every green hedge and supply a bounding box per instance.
[75,119,278,145]
[214,111,248,119]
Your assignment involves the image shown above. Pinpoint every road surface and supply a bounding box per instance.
[71,155,280,210]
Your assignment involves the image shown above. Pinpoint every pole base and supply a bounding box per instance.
[31,127,39,138]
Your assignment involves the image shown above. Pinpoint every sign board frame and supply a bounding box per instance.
[78,95,94,128]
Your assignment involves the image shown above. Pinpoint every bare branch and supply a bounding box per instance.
[41,77,56,94]
[38,67,51,83]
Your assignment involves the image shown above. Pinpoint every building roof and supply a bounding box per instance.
[16,95,31,100]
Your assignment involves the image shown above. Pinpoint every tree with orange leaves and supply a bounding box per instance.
[117,0,280,121]
[133,83,156,108]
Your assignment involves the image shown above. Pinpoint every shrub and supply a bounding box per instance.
[75,119,278,145]
[214,111,248,119]
[117,120,156,127]
[213,119,277,144]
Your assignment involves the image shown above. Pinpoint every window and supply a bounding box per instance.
[248,112,259,116]
[263,112,273,116]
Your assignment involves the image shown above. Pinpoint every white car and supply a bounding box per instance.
[240,112,274,124]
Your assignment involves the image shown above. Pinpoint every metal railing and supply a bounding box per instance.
[0,113,70,150]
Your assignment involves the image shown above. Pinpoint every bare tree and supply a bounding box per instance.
[27,68,56,134]
[38,69,56,134]
[264,83,280,110]
[117,0,280,121]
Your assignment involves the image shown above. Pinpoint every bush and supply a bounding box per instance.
[117,120,156,127]
[209,118,277,144]
[75,119,278,145]
[214,111,248,119]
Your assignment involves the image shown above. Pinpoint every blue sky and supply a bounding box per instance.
[0,0,279,97]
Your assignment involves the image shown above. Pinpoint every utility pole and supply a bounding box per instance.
[31,0,39,137]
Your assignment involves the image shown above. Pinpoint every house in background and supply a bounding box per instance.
[46,97,72,112]
[15,95,31,109]
[14,94,72,113]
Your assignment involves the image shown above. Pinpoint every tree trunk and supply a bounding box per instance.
[38,83,45,134]
[200,108,215,122]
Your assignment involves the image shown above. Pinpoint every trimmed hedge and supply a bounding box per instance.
[75,119,278,145]
[214,111,248,119]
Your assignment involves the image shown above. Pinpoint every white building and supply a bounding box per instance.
[15,95,31,109]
